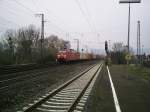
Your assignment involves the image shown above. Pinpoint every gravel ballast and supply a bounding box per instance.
[0,61,98,112]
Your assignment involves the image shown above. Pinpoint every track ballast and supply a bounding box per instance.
[18,62,103,112]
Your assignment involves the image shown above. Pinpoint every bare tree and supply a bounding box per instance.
[0,25,70,64]
[112,42,124,52]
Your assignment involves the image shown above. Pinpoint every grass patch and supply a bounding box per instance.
[128,64,150,81]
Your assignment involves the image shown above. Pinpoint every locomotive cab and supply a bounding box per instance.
[56,49,80,63]
[56,50,67,62]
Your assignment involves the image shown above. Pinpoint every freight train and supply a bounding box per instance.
[56,49,101,63]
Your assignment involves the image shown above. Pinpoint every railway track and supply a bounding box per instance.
[0,61,96,91]
[18,62,103,112]
[0,62,57,75]
[0,66,62,91]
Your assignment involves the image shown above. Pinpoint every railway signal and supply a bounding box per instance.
[105,41,108,54]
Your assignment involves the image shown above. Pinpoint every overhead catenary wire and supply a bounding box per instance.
[83,0,97,32]
[31,0,72,32]
[83,0,101,43]
[1,4,22,18]
[6,0,77,36]
[74,0,101,50]
[1,3,38,25]
[13,0,68,37]
[13,0,35,14]
[31,0,39,11]
[46,22,66,33]
[0,16,20,27]
[39,2,74,34]
[2,0,40,26]
[11,0,41,25]
[42,10,75,40]
[1,0,95,43]
[46,8,72,30]
[0,15,21,35]
[21,0,71,35]
[45,26,66,38]
[74,0,95,32]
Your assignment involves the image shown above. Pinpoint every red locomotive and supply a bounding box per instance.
[56,49,100,63]
[56,49,80,62]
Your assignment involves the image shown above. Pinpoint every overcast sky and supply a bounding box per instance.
[0,0,149,54]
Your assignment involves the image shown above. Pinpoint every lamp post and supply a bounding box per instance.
[119,0,141,53]
[142,45,144,54]
[142,45,144,63]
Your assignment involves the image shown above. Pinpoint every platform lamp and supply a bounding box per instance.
[119,0,141,53]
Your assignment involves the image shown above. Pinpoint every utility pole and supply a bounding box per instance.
[138,21,141,64]
[137,21,139,56]
[142,45,144,54]
[142,45,144,63]
[128,3,131,52]
[137,20,141,64]
[35,13,45,63]
[138,21,141,56]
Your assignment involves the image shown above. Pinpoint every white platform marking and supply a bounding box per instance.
[107,66,122,112]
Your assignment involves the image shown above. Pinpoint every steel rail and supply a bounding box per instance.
[67,63,102,112]
[18,63,99,112]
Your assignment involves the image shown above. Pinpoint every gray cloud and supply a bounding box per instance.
[0,0,149,53]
